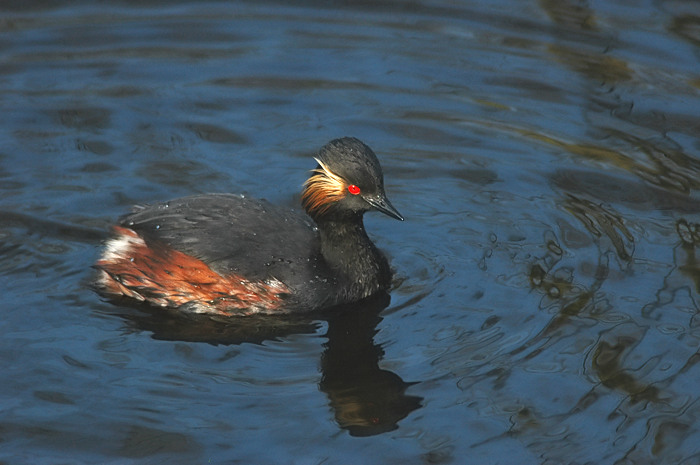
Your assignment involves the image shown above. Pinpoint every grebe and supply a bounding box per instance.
[95,137,403,316]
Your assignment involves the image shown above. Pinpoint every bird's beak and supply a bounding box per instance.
[364,194,404,221]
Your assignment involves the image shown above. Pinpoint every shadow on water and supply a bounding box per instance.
[104,292,423,437]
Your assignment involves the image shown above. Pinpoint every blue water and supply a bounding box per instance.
[2,1,700,463]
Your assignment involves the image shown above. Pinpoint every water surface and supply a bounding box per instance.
[1,1,700,463]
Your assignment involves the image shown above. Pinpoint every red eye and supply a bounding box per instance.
[347,184,360,195]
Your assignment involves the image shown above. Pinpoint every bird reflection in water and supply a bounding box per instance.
[319,293,423,436]
[109,292,422,436]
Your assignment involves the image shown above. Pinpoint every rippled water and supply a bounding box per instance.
[2,1,700,463]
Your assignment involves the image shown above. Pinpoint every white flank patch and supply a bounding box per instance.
[100,231,145,263]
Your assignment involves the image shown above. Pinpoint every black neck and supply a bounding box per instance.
[313,213,392,301]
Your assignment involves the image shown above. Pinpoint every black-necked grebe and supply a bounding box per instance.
[95,137,403,316]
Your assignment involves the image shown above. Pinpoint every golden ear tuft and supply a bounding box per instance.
[301,158,347,216]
